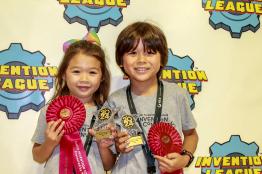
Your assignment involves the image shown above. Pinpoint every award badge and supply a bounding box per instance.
[117,111,143,147]
[46,95,92,174]
[93,106,118,140]
[148,122,183,174]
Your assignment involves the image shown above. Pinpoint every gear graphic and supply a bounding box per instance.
[202,0,261,38]
[162,49,202,110]
[63,0,130,32]
[201,135,261,174]
[0,43,53,119]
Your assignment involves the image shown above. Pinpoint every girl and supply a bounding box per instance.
[103,21,199,173]
[31,36,114,173]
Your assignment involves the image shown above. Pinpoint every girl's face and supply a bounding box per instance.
[123,39,161,85]
[64,53,102,104]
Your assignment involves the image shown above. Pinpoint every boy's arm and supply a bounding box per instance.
[182,128,198,155]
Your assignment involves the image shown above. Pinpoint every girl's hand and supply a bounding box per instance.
[89,124,117,149]
[115,131,134,153]
[44,119,65,148]
[154,152,189,173]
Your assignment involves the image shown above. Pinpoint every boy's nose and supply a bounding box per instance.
[137,53,146,62]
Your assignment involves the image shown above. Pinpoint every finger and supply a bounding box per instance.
[101,139,114,146]
[158,160,170,168]
[50,119,62,131]
[118,140,129,150]
[117,131,128,138]
[57,130,65,141]
[118,135,130,144]
[55,121,65,134]
[166,152,179,159]
[155,155,172,165]
[88,129,95,136]
[124,146,134,153]
[154,155,165,161]
[47,120,54,130]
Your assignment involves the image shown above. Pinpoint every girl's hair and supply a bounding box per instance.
[115,21,168,77]
[52,40,110,106]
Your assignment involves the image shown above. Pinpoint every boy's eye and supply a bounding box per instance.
[146,49,156,55]
[128,51,137,55]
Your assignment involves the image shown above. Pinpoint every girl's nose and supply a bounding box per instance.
[80,73,88,81]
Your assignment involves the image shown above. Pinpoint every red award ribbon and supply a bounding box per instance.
[46,95,92,174]
[148,122,183,174]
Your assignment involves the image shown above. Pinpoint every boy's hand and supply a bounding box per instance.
[154,152,189,173]
[45,119,65,148]
[115,131,134,153]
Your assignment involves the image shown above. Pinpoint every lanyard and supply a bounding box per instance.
[84,103,101,156]
[126,80,164,174]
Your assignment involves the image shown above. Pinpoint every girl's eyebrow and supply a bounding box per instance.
[69,66,100,70]
[68,66,80,69]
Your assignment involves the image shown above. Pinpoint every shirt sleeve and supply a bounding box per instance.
[31,106,47,144]
[181,90,197,131]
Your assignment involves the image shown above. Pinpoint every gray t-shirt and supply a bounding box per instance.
[31,105,105,174]
[108,81,197,174]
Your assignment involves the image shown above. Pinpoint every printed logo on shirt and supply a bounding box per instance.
[138,113,177,128]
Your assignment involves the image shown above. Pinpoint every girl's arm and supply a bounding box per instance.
[89,126,117,171]
[32,119,65,163]
[97,142,117,170]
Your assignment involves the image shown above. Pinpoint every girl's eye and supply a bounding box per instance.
[89,71,98,75]
[72,70,80,73]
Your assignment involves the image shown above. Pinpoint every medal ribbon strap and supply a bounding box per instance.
[84,103,101,156]
[126,80,164,174]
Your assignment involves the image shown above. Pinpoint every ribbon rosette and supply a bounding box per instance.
[148,122,183,174]
[46,95,92,174]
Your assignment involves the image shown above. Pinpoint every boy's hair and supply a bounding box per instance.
[115,21,168,77]
[52,40,110,106]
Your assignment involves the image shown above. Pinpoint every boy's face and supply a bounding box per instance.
[123,39,161,84]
